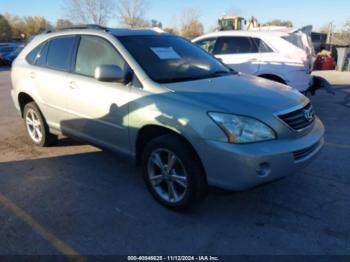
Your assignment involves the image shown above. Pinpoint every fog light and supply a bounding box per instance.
[256,162,271,177]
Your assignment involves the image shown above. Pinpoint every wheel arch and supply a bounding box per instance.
[18,92,35,117]
[135,125,206,180]
[258,74,287,84]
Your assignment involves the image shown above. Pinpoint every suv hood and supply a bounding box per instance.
[162,73,308,115]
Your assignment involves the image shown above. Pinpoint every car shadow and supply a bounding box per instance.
[0,147,337,221]
[0,131,348,254]
[54,137,86,147]
[0,149,306,217]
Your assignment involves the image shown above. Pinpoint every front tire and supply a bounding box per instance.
[23,102,57,147]
[142,135,207,210]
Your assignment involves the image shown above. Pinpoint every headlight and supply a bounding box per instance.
[208,112,276,144]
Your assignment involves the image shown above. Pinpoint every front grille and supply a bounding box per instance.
[278,103,315,131]
[293,141,320,161]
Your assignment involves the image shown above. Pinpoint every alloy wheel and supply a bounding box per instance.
[147,148,188,204]
[25,108,43,143]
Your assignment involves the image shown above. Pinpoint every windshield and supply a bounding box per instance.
[118,35,232,83]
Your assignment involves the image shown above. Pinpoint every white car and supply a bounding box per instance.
[193,31,314,92]
[250,25,316,68]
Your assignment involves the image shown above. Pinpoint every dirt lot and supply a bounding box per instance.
[0,67,350,256]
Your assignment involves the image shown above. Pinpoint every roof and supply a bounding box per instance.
[24,26,173,55]
[110,28,170,37]
[193,30,288,41]
[44,25,170,37]
[193,25,313,41]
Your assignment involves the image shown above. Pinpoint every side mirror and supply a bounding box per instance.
[94,64,125,83]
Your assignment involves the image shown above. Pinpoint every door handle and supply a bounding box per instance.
[248,58,258,62]
[29,72,36,79]
[69,81,77,89]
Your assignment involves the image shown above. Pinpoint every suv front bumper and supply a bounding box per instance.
[195,118,325,190]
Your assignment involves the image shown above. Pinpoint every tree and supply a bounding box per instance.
[151,19,162,28]
[163,27,179,35]
[3,13,25,39]
[319,23,331,34]
[62,0,116,26]
[265,19,293,28]
[2,13,50,39]
[340,19,350,44]
[180,8,204,39]
[117,0,149,28]
[0,15,12,41]
[56,19,74,29]
[21,16,52,37]
[343,19,350,32]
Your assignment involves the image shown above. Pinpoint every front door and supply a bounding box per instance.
[63,35,132,154]
[214,36,260,74]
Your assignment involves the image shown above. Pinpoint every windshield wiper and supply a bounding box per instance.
[203,70,235,79]
[159,76,205,83]
[158,69,237,83]
[212,70,231,75]
[228,68,238,74]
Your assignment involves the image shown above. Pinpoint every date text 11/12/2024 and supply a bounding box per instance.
[127,256,220,261]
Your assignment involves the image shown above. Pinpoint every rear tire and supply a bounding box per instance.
[23,102,57,147]
[142,134,207,210]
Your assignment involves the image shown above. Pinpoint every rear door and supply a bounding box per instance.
[213,36,260,74]
[251,37,279,74]
[31,36,76,131]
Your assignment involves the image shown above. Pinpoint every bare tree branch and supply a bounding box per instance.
[265,19,293,28]
[117,0,149,28]
[62,0,115,26]
[180,8,204,39]
[3,13,24,39]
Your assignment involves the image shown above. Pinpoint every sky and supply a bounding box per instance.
[1,0,349,32]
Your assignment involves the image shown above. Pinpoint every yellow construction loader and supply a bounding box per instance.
[218,16,259,31]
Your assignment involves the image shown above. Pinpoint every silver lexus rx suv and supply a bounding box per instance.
[11,26,324,209]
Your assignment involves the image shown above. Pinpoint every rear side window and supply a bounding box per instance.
[215,37,258,54]
[195,38,217,53]
[26,44,43,64]
[36,43,49,66]
[252,38,273,53]
[74,35,126,77]
[46,36,76,71]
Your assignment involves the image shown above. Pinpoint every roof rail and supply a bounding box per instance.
[44,24,109,34]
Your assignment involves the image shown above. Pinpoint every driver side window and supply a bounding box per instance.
[196,38,217,54]
[75,35,126,77]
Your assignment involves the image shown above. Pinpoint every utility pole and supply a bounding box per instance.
[327,21,334,51]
